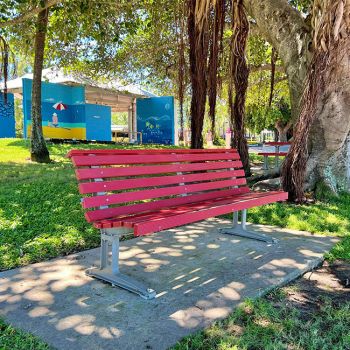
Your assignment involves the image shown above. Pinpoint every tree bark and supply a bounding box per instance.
[208,0,225,140]
[305,44,350,192]
[229,0,251,176]
[187,0,209,149]
[30,7,50,163]
[244,0,312,120]
[275,120,292,142]
[244,0,350,194]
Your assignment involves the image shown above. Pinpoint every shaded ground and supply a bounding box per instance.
[0,138,349,350]
[0,221,337,350]
[174,260,350,350]
[271,260,349,318]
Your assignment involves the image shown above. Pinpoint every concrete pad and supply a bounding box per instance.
[0,219,338,350]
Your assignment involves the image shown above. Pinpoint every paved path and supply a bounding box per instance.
[249,145,290,153]
[0,219,338,350]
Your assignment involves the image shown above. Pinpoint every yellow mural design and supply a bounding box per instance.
[27,126,86,139]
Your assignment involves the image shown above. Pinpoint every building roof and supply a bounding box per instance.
[3,68,157,112]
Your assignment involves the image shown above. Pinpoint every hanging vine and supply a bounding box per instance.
[268,46,277,107]
[187,0,211,148]
[228,0,251,175]
[175,0,187,142]
[0,35,16,103]
[208,0,225,140]
[282,0,350,201]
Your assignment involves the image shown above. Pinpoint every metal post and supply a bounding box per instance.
[111,238,119,275]
[275,145,280,169]
[241,209,247,230]
[86,228,156,300]
[100,234,108,269]
[219,210,277,244]
[263,156,268,170]
[128,105,132,142]
[132,99,137,142]
[233,211,239,227]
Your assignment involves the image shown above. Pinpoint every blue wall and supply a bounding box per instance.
[85,104,112,141]
[0,93,15,138]
[22,79,111,141]
[136,96,175,144]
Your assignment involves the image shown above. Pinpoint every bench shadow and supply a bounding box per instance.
[0,219,338,349]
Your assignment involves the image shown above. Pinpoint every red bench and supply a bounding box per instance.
[258,142,291,170]
[68,148,288,299]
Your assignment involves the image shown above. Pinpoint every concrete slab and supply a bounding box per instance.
[0,219,338,350]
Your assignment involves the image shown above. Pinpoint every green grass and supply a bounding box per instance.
[0,318,52,350]
[1,138,350,349]
[172,294,350,350]
[0,137,349,267]
[248,197,350,261]
[0,139,177,270]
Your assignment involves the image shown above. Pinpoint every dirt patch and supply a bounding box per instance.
[330,260,350,288]
[267,260,350,319]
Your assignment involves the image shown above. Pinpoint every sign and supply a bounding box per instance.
[136,96,175,145]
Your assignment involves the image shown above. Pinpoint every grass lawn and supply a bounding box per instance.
[173,290,350,350]
[0,139,176,270]
[0,318,52,350]
[0,138,349,349]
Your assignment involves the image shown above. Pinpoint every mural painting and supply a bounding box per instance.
[136,96,175,145]
[22,79,111,141]
[0,93,15,138]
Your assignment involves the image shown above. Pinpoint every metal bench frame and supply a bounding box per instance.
[69,149,287,299]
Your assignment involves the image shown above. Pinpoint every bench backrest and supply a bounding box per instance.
[69,149,249,223]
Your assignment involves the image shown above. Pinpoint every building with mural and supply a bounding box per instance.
[22,79,112,141]
[3,68,177,144]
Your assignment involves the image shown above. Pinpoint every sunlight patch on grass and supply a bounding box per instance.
[173,297,350,350]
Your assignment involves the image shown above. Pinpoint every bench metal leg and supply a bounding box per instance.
[263,156,269,170]
[220,209,278,244]
[275,156,279,169]
[86,229,156,300]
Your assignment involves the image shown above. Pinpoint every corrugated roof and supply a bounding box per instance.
[2,67,157,98]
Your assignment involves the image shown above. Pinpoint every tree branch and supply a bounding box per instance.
[250,63,284,73]
[243,0,312,120]
[0,0,62,28]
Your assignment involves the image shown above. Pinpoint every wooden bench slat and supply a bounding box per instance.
[79,169,245,194]
[264,142,290,146]
[94,190,253,228]
[68,148,238,157]
[119,191,285,227]
[76,160,243,180]
[87,187,250,222]
[257,152,288,156]
[82,177,247,209]
[133,191,288,236]
[118,195,255,226]
[72,152,240,167]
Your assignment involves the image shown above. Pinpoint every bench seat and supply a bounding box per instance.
[257,152,288,157]
[68,148,288,299]
[93,190,287,235]
[258,152,288,170]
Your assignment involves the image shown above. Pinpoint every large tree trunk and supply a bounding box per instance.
[244,0,312,120]
[306,46,350,192]
[281,0,350,200]
[187,0,209,149]
[30,7,50,163]
[275,120,292,142]
[245,0,350,195]
[229,0,251,175]
[208,0,225,140]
